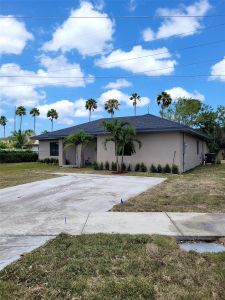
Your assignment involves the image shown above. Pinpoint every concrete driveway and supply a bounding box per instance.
[0,173,165,269]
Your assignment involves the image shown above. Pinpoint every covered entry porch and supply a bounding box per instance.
[60,139,97,167]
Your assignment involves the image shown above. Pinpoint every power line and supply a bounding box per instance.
[0,74,224,88]
[1,14,225,19]
[2,22,225,71]
[1,38,225,77]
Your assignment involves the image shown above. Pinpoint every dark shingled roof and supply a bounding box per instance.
[33,114,208,140]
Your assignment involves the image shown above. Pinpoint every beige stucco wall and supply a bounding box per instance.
[180,133,208,172]
[97,132,182,171]
[97,132,208,173]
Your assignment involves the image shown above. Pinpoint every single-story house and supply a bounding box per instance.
[33,114,209,172]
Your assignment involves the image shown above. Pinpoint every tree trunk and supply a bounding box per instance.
[34,116,36,133]
[115,143,119,172]
[20,116,22,131]
[4,126,5,137]
[134,104,136,116]
[89,110,91,122]
[51,119,53,131]
[121,146,125,173]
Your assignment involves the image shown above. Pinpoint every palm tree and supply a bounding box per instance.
[0,116,8,137]
[47,109,58,131]
[64,130,93,167]
[130,93,141,116]
[103,119,129,172]
[156,91,172,118]
[104,99,120,118]
[30,107,40,133]
[85,98,98,122]
[117,125,142,172]
[9,130,35,149]
[16,106,26,131]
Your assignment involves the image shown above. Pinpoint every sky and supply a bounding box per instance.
[0,0,225,135]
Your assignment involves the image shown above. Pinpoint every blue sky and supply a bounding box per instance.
[0,0,225,135]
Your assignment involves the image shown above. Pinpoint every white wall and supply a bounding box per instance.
[39,140,60,160]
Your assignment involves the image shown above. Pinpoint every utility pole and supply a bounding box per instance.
[14,106,16,131]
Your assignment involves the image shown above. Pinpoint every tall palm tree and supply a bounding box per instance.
[130,93,141,116]
[47,109,58,131]
[104,99,120,118]
[30,107,40,133]
[64,130,93,167]
[156,91,172,118]
[85,98,98,122]
[0,116,8,137]
[16,106,26,131]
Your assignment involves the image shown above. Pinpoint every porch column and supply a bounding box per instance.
[58,139,64,166]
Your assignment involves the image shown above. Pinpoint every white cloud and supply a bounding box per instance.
[103,79,132,89]
[165,87,205,101]
[0,55,94,107]
[37,98,103,125]
[142,0,211,41]
[142,28,155,42]
[0,16,33,55]
[95,45,176,76]
[210,57,225,81]
[99,89,150,107]
[128,0,137,12]
[42,1,114,56]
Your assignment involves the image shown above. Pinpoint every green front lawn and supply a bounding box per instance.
[1,234,225,299]
[112,164,225,213]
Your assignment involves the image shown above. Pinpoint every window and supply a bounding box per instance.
[50,142,59,156]
[197,140,199,155]
[116,143,133,156]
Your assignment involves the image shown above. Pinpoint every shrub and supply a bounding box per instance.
[163,164,171,173]
[121,163,126,172]
[127,164,132,172]
[150,164,157,173]
[135,163,140,172]
[111,162,117,171]
[38,158,58,164]
[105,161,109,170]
[172,164,179,174]
[140,162,147,172]
[0,150,38,163]
[99,162,104,170]
[157,164,162,173]
[93,162,99,170]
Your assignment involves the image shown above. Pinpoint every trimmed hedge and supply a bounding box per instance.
[0,150,38,163]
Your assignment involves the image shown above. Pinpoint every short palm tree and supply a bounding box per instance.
[117,125,142,171]
[156,91,172,118]
[64,130,93,167]
[104,99,120,118]
[30,107,40,133]
[16,106,26,131]
[130,93,141,116]
[0,115,8,137]
[85,98,98,122]
[47,109,58,131]
[10,130,34,149]
[103,119,129,172]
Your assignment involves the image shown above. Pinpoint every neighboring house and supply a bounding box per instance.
[33,114,209,172]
